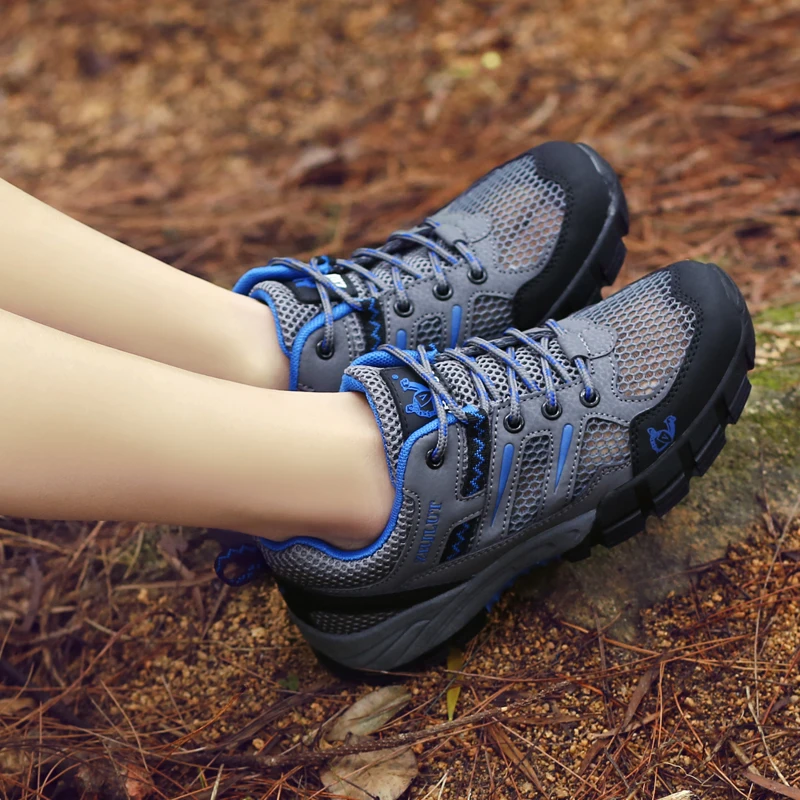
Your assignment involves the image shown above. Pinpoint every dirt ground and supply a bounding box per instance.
[0,0,799,798]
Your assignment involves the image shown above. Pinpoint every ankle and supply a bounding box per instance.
[319,392,395,550]
[228,292,289,389]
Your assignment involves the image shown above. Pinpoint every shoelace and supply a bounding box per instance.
[380,320,597,466]
[266,219,486,354]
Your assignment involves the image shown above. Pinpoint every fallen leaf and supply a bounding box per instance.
[0,697,35,715]
[123,762,152,800]
[321,747,417,800]
[326,686,411,742]
[446,647,463,721]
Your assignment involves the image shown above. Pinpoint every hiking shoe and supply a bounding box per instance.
[255,261,755,671]
[234,141,628,391]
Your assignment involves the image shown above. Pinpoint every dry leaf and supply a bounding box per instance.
[325,686,411,742]
[123,763,152,800]
[0,697,35,715]
[321,747,417,800]
[446,647,464,721]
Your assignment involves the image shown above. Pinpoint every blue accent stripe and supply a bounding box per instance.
[396,328,407,349]
[555,424,573,487]
[491,443,515,526]
[233,265,300,294]
[450,305,462,349]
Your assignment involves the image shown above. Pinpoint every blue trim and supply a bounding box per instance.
[341,373,397,484]
[450,305,462,349]
[555,424,573,488]
[233,265,300,295]
[251,288,290,356]
[491,442,515,526]
[288,302,354,390]
[396,328,407,349]
[259,414,454,560]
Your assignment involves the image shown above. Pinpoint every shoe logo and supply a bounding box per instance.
[398,377,436,418]
[415,501,442,562]
[647,415,677,453]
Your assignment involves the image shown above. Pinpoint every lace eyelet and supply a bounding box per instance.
[394,298,414,317]
[433,282,453,301]
[503,413,525,433]
[541,401,562,420]
[580,389,601,408]
[468,267,487,284]
[426,448,444,469]
[316,340,335,360]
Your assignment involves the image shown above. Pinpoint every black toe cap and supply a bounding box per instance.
[630,260,754,473]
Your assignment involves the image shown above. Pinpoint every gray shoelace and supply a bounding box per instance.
[380,320,597,466]
[264,219,485,354]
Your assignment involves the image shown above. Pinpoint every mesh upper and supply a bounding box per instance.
[248,154,566,352]
[442,155,566,271]
[470,294,514,339]
[573,271,696,398]
[415,314,444,349]
[261,492,415,590]
[573,418,630,498]
[509,434,552,534]
[255,281,319,349]
[346,365,404,470]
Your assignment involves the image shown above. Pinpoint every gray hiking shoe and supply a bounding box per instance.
[257,261,755,672]
[234,141,628,391]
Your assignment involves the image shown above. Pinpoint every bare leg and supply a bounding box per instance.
[0,308,392,548]
[0,179,288,389]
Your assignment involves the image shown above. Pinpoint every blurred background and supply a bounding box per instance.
[1,0,797,309]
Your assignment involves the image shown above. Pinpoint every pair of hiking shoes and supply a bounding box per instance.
[217,142,755,673]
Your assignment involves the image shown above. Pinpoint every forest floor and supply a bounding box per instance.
[0,0,799,797]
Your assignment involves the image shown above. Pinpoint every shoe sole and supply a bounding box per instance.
[297,291,755,674]
[537,144,630,321]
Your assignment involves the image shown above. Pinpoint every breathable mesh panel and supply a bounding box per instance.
[509,435,552,534]
[306,609,395,635]
[573,418,630,498]
[442,155,566,271]
[574,271,696,397]
[261,493,415,590]
[254,281,319,348]
[347,366,404,469]
[470,295,514,339]
[415,314,444,349]
[343,311,367,359]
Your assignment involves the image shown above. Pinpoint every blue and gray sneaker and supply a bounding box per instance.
[253,261,755,671]
[234,141,628,391]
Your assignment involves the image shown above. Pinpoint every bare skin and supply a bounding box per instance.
[0,178,288,390]
[0,181,394,549]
